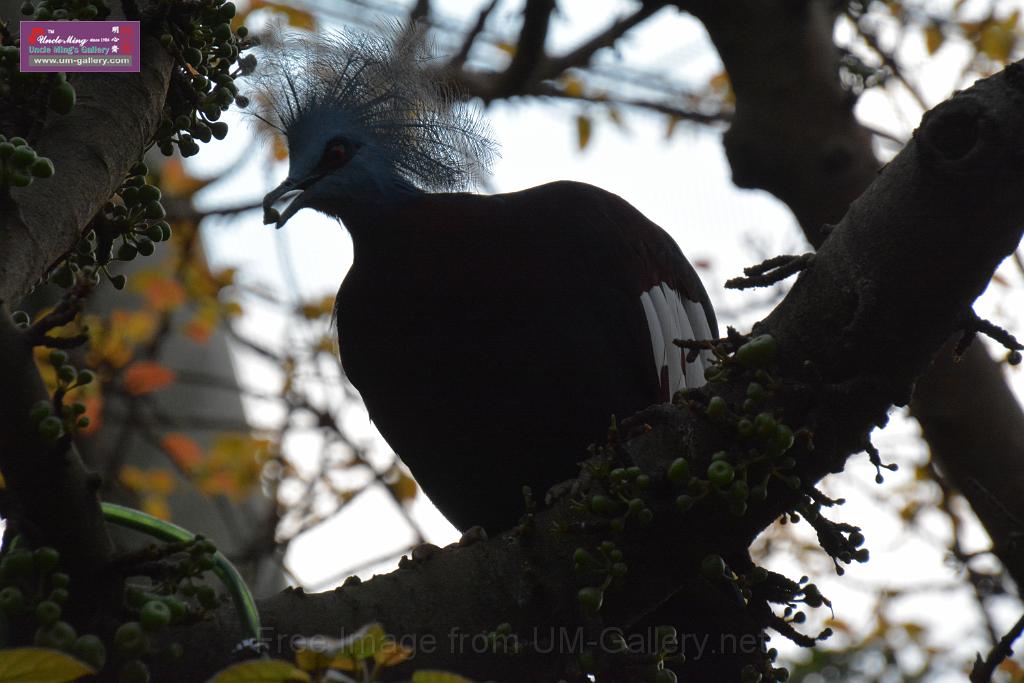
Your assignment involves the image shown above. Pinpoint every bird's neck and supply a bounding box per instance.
[335,183,424,256]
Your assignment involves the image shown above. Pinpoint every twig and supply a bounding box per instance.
[538,3,662,79]
[843,9,929,111]
[527,80,729,125]
[726,253,814,289]
[971,612,1024,683]
[449,0,499,69]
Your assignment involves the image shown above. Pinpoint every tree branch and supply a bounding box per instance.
[163,61,1024,682]
[499,0,556,93]
[0,35,173,305]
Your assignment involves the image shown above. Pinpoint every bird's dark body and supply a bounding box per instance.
[335,181,714,532]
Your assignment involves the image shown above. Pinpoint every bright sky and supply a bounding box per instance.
[189,0,1024,677]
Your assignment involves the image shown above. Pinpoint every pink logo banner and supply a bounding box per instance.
[20,21,140,72]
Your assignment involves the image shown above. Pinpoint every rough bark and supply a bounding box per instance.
[0,33,173,306]
[678,0,1024,589]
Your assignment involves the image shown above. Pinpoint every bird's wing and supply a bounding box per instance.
[545,181,718,401]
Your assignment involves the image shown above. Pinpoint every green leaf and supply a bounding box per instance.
[204,659,310,683]
[342,622,386,660]
[412,671,476,683]
[0,647,94,682]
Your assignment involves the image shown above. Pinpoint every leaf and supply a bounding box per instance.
[121,361,176,396]
[389,471,418,503]
[136,275,187,312]
[560,75,584,98]
[606,107,625,130]
[198,434,273,500]
[980,26,1014,61]
[411,671,476,683]
[141,495,171,521]
[0,647,95,682]
[576,115,592,151]
[924,24,944,55]
[375,639,413,667]
[184,318,215,344]
[343,623,387,660]
[299,295,336,320]
[294,647,356,673]
[665,114,681,139]
[496,42,517,57]
[161,157,211,198]
[162,433,205,470]
[205,659,310,683]
[272,134,289,162]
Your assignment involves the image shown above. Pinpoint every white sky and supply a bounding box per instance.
[189,0,1024,677]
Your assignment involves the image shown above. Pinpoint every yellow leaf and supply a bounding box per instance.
[665,114,681,139]
[709,71,731,91]
[375,640,413,667]
[205,658,310,683]
[314,336,338,357]
[141,495,171,521]
[607,107,624,129]
[389,472,418,503]
[924,24,944,55]
[496,42,517,57]
[560,75,584,98]
[0,647,95,682]
[980,23,1015,62]
[299,295,335,320]
[147,470,175,495]
[412,671,475,683]
[119,465,145,491]
[576,115,592,151]
[121,361,176,396]
[198,434,273,500]
[1002,9,1021,31]
[162,433,205,471]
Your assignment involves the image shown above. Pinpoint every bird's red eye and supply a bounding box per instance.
[324,145,347,166]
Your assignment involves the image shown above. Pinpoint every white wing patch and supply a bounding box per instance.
[639,283,713,398]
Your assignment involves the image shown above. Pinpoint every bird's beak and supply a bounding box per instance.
[262,177,310,229]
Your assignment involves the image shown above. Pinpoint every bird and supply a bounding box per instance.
[252,29,718,534]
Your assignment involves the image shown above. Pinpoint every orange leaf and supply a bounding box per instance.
[137,275,187,311]
[184,317,215,344]
[272,133,289,161]
[160,157,211,198]
[122,361,176,396]
[162,433,204,471]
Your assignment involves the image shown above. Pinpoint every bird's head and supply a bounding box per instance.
[248,27,497,229]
